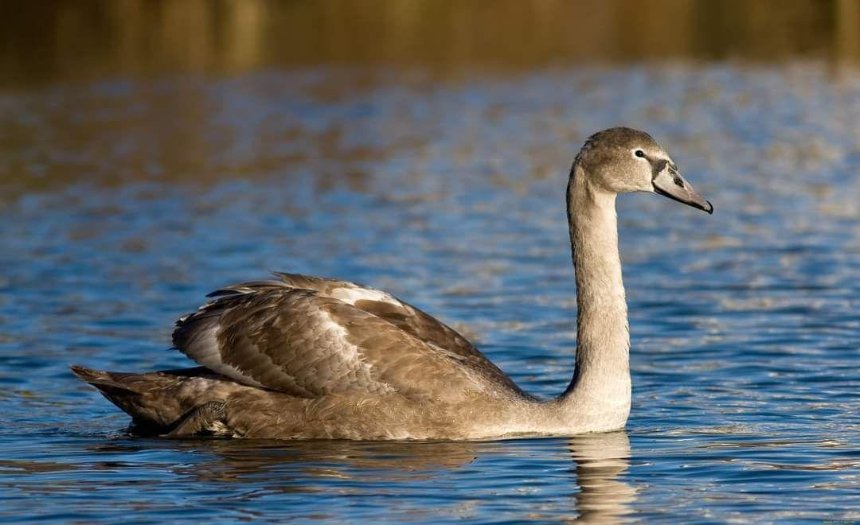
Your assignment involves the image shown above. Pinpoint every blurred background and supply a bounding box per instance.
[3,0,860,195]
[2,1,859,523]
[3,0,860,85]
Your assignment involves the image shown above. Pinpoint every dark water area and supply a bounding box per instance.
[2,1,860,523]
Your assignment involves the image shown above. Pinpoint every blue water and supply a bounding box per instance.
[1,64,859,522]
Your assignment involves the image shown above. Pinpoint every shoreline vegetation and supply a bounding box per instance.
[2,0,859,87]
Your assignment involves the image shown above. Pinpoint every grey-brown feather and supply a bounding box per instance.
[172,273,525,403]
[271,273,523,394]
[72,127,694,440]
[70,365,244,431]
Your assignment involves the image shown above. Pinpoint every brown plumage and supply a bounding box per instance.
[72,127,712,440]
[172,274,520,402]
[73,273,530,439]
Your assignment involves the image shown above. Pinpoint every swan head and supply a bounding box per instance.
[575,127,713,214]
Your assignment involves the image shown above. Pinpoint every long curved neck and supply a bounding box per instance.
[558,162,631,426]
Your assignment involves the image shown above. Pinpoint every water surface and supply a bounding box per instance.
[1,64,859,522]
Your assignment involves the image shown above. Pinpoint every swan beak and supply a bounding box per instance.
[652,164,713,214]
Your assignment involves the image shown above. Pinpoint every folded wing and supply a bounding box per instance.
[173,274,523,401]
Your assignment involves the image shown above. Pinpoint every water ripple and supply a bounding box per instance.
[1,63,859,522]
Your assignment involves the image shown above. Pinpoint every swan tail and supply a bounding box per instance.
[70,365,229,434]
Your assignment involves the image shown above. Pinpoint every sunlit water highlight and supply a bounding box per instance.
[1,64,859,522]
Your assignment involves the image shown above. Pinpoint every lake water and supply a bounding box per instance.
[1,64,859,522]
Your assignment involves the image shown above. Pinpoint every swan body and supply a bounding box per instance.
[73,127,712,440]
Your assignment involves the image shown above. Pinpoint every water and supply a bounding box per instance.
[1,64,859,522]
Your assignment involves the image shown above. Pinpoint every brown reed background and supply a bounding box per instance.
[2,0,859,88]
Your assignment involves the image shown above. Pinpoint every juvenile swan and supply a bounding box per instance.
[72,127,713,440]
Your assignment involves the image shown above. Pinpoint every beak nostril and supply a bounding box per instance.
[673,177,684,188]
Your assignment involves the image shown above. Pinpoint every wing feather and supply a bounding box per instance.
[272,273,522,392]
[174,288,486,401]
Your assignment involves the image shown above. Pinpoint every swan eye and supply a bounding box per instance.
[634,149,646,158]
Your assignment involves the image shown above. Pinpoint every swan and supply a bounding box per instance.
[72,127,712,440]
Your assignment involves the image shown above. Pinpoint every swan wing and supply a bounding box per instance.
[210,273,521,392]
[173,277,519,400]
[271,272,485,359]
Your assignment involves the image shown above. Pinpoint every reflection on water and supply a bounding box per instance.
[569,433,635,523]
[3,0,860,87]
[130,439,481,482]
[0,433,634,522]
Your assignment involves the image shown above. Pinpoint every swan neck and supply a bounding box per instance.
[559,162,631,425]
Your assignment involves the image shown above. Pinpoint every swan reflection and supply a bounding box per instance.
[567,431,635,523]
[91,438,479,482]
[87,432,633,519]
